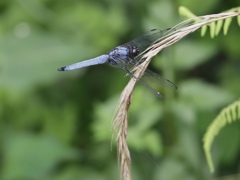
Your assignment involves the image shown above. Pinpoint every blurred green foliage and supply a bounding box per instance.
[0,0,239,179]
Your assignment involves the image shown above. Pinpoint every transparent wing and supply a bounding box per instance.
[124,19,196,54]
[118,28,177,70]
[134,68,177,98]
[122,28,174,53]
[109,56,176,98]
[140,69,177,90]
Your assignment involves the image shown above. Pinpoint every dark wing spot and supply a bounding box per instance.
[150,29,157,31]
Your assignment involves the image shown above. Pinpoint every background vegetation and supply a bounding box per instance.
[0,0,239,179]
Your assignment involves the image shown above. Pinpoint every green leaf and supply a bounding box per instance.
[170,40,217,70]
[238,12,240,26]
[92,96,118,142]
[201,25,208,36]
[203,99,240,172]
[178,6,196,18]
[215,19,223,36]
[210,22,216,38]
[0,30,83,91]
[153,158,195,180]
[2,133,78,179]
[223,18,232,35]
[179,79,234,110]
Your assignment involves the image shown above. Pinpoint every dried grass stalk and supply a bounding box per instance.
[112,11,240,180]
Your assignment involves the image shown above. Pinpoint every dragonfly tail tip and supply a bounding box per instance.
[57,67,66,71]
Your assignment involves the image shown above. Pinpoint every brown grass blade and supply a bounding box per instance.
[112,11,240,180]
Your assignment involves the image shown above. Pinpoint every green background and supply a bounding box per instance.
[0,0,239,179]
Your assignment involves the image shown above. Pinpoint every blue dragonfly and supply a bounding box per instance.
[58,28,177,98]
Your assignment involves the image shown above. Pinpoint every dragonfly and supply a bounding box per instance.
[58,28,177,98]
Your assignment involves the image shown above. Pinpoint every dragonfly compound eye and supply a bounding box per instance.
[132,46,140,56]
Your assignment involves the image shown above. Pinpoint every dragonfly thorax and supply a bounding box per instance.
[108,45,139,59]
[108,45,140,66]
